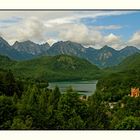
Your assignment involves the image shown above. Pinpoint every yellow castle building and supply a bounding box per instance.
[130,87,140,97]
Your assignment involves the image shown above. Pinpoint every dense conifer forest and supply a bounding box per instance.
[1,67,140,130]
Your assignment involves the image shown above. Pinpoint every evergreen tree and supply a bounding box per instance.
[115,116,140,130]
[87,92,110,129]
[48,86,61,109]
[0,95,16,129]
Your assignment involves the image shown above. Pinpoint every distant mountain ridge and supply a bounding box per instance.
[12,40,50,55]
[46,42,140,68]
[0,36,139,67]
[0,37,34,60]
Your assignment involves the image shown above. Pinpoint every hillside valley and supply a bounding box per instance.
[97,53,140,102]
[0,54,100,82]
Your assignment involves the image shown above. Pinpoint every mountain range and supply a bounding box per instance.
[12,40,50,55]
[0,37,139,68]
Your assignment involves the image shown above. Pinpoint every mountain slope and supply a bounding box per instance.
[0,36,139,68]
[114,53,140,72]
[47,42,119,67]
[0,37,21,59]
[86,45,140,68]
[46,42,140,68]
[118,46,140,60]
[0,37,34,60]
[119,46,139,56]
[96,46,139,68]
[0,54,100,81]
[0,55,16,69]
[12,40,50,55]
[96,52,140,102]
[93,45,119,67]
[46,41,86,57]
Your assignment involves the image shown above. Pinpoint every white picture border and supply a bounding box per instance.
[0,0,139,139]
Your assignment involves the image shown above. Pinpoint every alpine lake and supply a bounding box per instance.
[49,80,98,96]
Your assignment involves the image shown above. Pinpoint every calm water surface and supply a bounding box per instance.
[49,80,98,96]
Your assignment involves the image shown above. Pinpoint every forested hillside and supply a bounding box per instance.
[0,69,140,130]
[0,54,100,82]
[94,53,140,129]
[1,47,140,130]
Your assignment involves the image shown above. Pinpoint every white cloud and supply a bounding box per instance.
[92,25,122,30]
[104,33,128,49]
[128,31,140,47]
[0,11,134,23]
[0,17,48,44]
[47,38,58,45]
[57,23,124,49]
[58,23,103,46]
[104,33,120,44]
[0,11,136,49]
[44,11,134,26]
[0,18,126,49]
[16,17,47,42]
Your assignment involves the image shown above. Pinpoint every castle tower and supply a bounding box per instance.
[131,87,140,97]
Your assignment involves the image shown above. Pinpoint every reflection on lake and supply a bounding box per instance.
[49,80,98,96]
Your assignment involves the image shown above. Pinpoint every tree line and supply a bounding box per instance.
[0,69,140,130]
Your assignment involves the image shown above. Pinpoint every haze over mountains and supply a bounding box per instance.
[0,36,139,68]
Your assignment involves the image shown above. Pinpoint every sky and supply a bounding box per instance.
[0,10,140,49]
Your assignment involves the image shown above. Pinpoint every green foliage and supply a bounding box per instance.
[100,53,140,99]
[57,88,88,129]
[0,77,140,130]
[66,115,85,129]
[115,116,140,130]
[0,95,16,129]
[11,116,32,130]
[87,92,110,129]
[0,69,21,97]
[48,86,61,109]
[116,53,140,72]
[121,96,140,117]
[0,55,16,69]
[0,54,100,82]
[1,52,140,130]
[97,69,140,102]
[94,53,140,129]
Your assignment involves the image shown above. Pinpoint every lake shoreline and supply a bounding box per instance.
[47,78,99,83]
[49,80,98,96]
